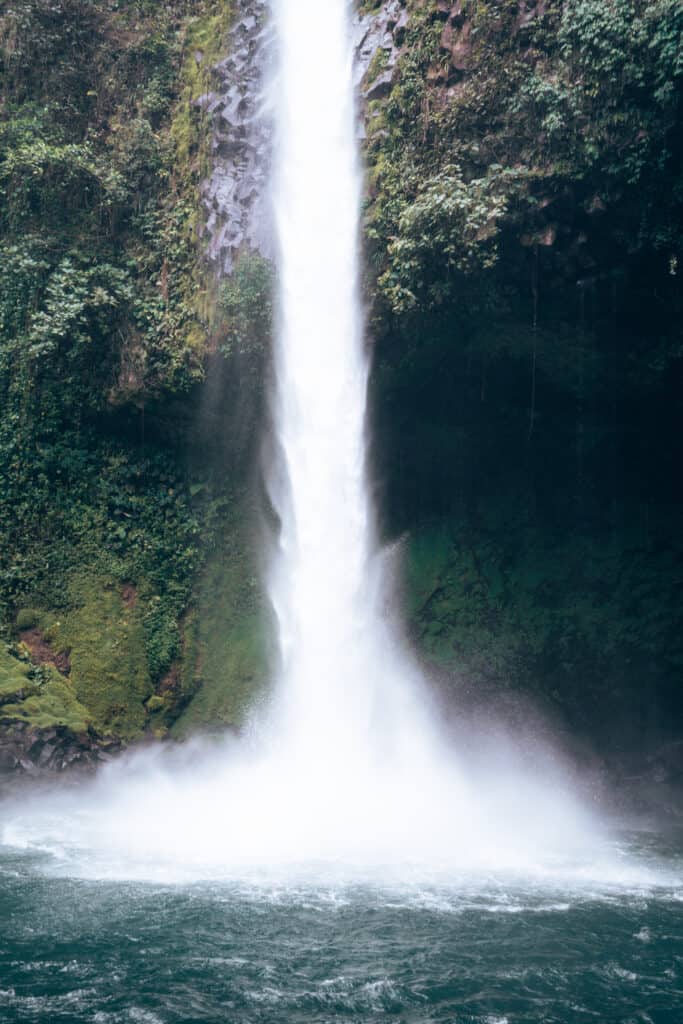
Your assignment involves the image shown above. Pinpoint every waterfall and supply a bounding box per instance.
[260,0,473,826]
[266,0,411,764]
[0,0,607,882]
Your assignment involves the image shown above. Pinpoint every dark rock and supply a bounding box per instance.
[441,19,472,71]
[365,69,394,102]
[0,721,123,780]
[353,0,408,99]
[37,742,56,766]
[0,749,18,771]
[200,0,274,274]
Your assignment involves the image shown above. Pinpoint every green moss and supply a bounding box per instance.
[0,645,35,702]
[173,501,269,736]
[0,645,89,731]
[363,46,391,90]
[145,694,168,713]
[404,523,454,617]
[1,673,90,732]
[171,3,233,171]
[405,510,683,710]
[358,0,384,14]
[15,608,39,631]
[37,575,152,739]
[178,609,200,698]
[163,1,234,366]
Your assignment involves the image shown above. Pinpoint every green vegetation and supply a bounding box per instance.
[174,500,270,736]
[406,514,683,726]
[0,644,90,732]
[0,0,269,746]
[1,674,90,733]
[31,582,151,738]
[366,0,683,749]
[218,253,273,362]
[0,645,35,703]
[367,0,682,316]
[1,440,204,678]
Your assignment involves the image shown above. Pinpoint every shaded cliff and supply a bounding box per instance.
[364,0,683,796]
[0,0,269,764]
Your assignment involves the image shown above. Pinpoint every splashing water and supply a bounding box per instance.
[0,0,663,887]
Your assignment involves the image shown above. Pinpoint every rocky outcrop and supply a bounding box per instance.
[353,0,408,103]
[426,0,548,86]
[0,721,120,779]
[18,627,71,676]
[198,0,273,274]
[199,0,409,271]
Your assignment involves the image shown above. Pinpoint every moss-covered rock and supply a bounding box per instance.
[19,576,152,739]
[1,675,90,734]
[171,2,234,170]
[15,608,39,631]
[173,501,269,736]
[0,645,36,704]
[405,509,683,746]
[0,645,90,733]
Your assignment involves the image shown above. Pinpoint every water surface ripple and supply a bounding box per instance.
[1,833,681,1024]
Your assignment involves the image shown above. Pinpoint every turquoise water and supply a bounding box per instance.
[1,832,682,1023]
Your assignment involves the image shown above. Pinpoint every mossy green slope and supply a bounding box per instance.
[0,645,90,733]
[45,578,152,739]
[0,646,34,703]
[173,504,269,736]
[405,510,683,738]
[13,583,150,739]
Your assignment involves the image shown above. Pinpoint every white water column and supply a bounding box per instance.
[267,0,383,762]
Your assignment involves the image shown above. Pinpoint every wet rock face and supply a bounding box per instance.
[352,0,408,100]
[199,0,273,275]
[200,0,408,274]
[0,722,121,779]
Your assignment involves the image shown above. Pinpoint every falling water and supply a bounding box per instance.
[0,0,650,885]
[265,0,426,768]
[268,0,376,754]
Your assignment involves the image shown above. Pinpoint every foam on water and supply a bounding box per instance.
[0,734,673,887]
[0,0,670,889]
[1,838,682,1024]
